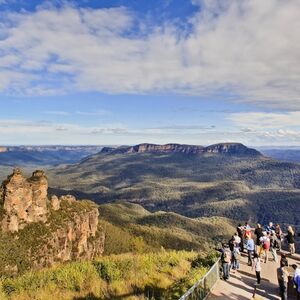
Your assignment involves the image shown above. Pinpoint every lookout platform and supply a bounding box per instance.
[207,251,300,300]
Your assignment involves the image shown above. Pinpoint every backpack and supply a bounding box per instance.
[223,250,231,263]
[263,240,270,250]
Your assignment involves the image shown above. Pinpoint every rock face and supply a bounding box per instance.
[203,143,261,156]
[0,169,105,272]
[1,168,48,232]
[101,143,261,156]
[31,200,104,268]
[0,147,7,153]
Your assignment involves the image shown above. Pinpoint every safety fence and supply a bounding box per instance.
[178,258,221,300]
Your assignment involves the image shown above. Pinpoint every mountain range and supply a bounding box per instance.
[0,146,101,166]
[46,143,300,228]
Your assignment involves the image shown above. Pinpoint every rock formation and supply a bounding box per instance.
[0,168,48,232]
[0,169,105,272]
[0,146,7,153]
[101,143,261,156]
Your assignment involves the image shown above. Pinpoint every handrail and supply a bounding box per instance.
[179,258,221,300]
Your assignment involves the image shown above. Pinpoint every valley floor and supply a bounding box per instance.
[208,252,300,300]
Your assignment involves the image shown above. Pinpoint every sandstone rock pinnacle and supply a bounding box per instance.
[1,169,49,232]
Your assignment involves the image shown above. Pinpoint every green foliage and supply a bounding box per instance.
[99,202,235,255]
[0,251,215,300]
[191,252,219,269]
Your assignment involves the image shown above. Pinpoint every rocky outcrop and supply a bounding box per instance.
[0,169,105,273]
[1,168,48,232]
[0,147,7,153]
[101,143,261,156]
[31,199,104,268]
[203,143,261,156]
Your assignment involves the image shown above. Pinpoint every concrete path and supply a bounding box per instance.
[207,252,300,300]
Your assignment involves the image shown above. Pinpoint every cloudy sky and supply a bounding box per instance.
[0,0,299,146]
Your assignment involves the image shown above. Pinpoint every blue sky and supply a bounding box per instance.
[0,0,299,146]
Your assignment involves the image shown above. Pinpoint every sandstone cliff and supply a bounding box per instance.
[1,168,48,232]
[0,147,7,153]
[100,143,261,156]
[0,169,104,275]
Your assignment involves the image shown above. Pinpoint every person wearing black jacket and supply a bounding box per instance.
[254,224,263,254]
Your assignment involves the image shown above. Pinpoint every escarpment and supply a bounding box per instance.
[100,143,261,156]
[0,169,105,275]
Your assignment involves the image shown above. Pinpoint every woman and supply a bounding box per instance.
[287,226,296,255]
[252,252,261,286]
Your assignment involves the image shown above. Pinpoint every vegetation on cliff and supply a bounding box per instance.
[0,250,218,300]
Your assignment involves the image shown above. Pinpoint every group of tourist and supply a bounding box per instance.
[219,221,300,300]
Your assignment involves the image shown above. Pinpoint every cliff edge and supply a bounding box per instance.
[100,143,261,156]
[0,169,104,275]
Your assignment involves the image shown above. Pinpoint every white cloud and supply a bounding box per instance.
[44,111,70,116]
[0,1,299,109]
[229,111,300,129]
[1,118,300,146]
[75,109,111,116]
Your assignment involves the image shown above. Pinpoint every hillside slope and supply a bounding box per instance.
[47,143,300,225]
[99,202,236,254]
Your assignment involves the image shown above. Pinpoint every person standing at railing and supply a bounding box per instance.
[270,232,278,262]
[266,222,275,233]
[254,224,263,255]
[286,226,296,256]
[275,224,283,251]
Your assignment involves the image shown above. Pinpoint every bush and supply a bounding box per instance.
[1,251,212,300]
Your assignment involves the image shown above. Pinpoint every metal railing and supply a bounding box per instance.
[178,258,221,300]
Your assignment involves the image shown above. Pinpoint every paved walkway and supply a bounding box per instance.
[207,252,300,300]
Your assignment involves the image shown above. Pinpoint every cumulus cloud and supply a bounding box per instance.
[0,0,298,109]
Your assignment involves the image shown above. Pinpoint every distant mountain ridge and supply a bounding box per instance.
[101,142,261,156]
[0,146,102,166]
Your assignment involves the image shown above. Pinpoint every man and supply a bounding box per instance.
[234,232,241,254]
[266,222,275,233]
[246,237,255,266]
[270,232,278,262]
[221,243,232,280]
[277,262,289,300]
